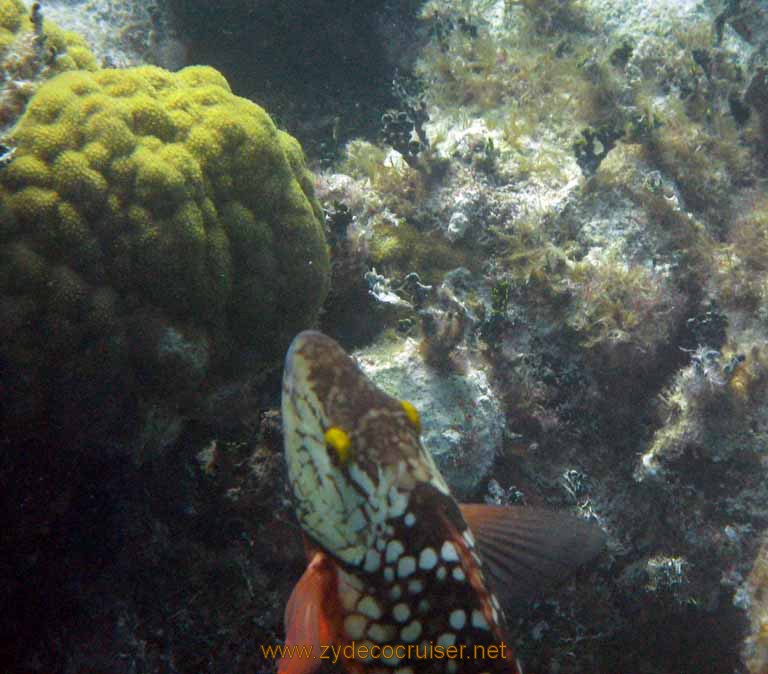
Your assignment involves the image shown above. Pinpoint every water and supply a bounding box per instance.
[1,0,767,672]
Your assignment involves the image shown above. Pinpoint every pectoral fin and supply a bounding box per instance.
[459,504,605,616]
[279,551,338,674]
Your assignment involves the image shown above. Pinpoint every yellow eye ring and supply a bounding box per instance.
[400,400,421,434]
[325,426,352,464]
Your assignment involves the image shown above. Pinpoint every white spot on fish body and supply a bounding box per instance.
[462,529,475,547]
[386,539,405,564]
[418,547,437,570]
[384,566,395,582]
[349,508,366,532]
[364,549,380,573]
[389,584,402,600]
[452,566,465,582]
[349,464,375,496]
[436,566,447,581]
[340,586,360,611]
[400,619,422,642]
[449,609,466,630]
[344,614,367,639]
[441,541,459,562]
[471,609,489,630]
[397,555,416,578]
[357,595,382,620]
[343,572,364,591]
[389,490,409,517]
[392,602,411,623]
[407,579,423,594]
[404,512,416,527]
[368,622,395,643]
[382,651,401,667]
[357,639,376,662]
[437,632,456,648]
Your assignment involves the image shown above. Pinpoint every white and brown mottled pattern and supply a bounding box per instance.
[282,332,516,673]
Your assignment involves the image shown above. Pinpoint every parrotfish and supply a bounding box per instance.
[279,331,604,674]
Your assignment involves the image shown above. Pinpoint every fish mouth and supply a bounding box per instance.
[281,330,451,566]
[281,330,369,565]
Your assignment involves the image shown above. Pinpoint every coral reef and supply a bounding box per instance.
[0,61,328,673]
[308,1,768,672]
[714,188,768,311]
[42,0,186,70]
[9,0,768,672]
[564,245,685,367]
[636,343,766,481]
[0,63,330,454]
[0,0,97,133]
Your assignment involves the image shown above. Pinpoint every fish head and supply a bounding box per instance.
[282,330,451,569]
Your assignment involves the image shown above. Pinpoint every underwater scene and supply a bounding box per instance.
[2,0,768,672]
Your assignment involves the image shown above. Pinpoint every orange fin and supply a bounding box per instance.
[459,504,605,613]
[278,551,338,674]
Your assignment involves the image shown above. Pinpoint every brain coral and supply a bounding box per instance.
[0,65,329,451]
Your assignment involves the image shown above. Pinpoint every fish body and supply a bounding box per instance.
[279,331,604,674]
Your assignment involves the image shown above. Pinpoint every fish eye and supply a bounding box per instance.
[325,426,352,465]
[400,400,421,434]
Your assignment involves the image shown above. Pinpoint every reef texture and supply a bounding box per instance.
[316,0,768,672]
[0,0,97,134]
[0,63,329,455]
[42,0,187,70]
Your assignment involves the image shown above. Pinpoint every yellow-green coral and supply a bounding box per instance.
[0,0,96,68]
[0,0,98,130]
[368,217,468,284]
[0,64,329,389]
[0,0,24,33]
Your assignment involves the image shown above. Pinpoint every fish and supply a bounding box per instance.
[279,331,605,674]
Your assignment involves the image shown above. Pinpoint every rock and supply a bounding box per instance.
[355,336,503,497]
